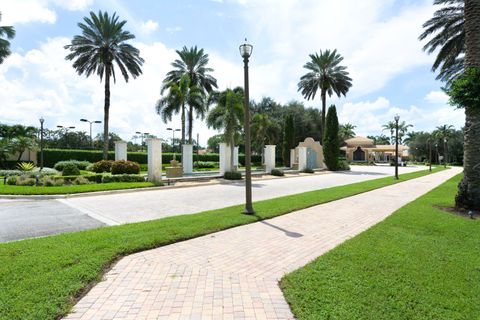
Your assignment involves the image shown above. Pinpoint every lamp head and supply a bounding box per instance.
[239,38,253,58]
[39,117,44,124]
[94,120,102,124]
[394,114,400,122]
[136,131,141,134]
[80,119,88,122]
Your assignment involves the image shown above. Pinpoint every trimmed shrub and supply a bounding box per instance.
[62,163,80,176]
[91,160,114,173]
[111,160,140,175]
[224,171,242,180]
[33,167,59,176]
[41,177,64,186]
[16,176,36,186]
[6,176,17,185]
[0,170,23,177]
[337,160,351,171]
[72,176,91,185]
[323,105,340,171]
[302,168,314,174]
[54,160,91,171]
[193,161,217,169]
[102,174,145,183]
[271,169,285,176]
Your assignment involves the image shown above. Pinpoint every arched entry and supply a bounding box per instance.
[307,147,317,169]
[353,147,366,162]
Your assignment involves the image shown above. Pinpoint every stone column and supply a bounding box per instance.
[233,146,239,170]
[219,143,232,174]
[182,144,193,174]
[147,138,162,183]
[114,140,127,161]
[290,149,296,168]
[264,145,276,172]
[298,146,307,171]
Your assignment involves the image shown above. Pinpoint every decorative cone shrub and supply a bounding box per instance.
[323,105,340,171]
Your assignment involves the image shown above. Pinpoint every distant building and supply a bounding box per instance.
[341,136,408,163]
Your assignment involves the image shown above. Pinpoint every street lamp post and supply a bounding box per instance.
[435,143,439,165]
[135,131,150,152]
[39,117,44,171]
[80,119,102,149]
[443,137,448,168]
[240,39,254,214]
[394,114,400,180]
[196,132,200,167]
[428,138,432,172]
[166,128,181,159]
[57,125,75,149]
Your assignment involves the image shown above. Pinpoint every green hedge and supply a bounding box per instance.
[40,149,262,167]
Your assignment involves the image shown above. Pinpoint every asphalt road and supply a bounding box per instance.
[0,165,427,243]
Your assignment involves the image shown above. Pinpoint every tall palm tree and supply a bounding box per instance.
[65,11,144,159]
[398,121,413,144]
[163,46,217,144]
[382,121,397,144]
[339,123,356,143]
[433,124,454,163]
[0,26,15,64]
[251,113,279,164]
[298,49,352,143]
[207,88,244,171]
[382,121,412,144]
[156,75,205,144]
[456,0,480,209]
[420,0,464,82]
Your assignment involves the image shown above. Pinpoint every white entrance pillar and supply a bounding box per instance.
[182,144,193,174]
[147,138,162,183]
[114,141,127,161]
[233,146,239,170]
[219,143,232,174]
[290,149,296,168]
[298,147,307,171]
[264,145,276,172]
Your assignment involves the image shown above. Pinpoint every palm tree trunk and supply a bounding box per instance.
[456,0,480,210]
[320,90,326,144]
[230,135,235,172]
[181,102,186,145]
[188,105,193,144]
[103,66,111,160]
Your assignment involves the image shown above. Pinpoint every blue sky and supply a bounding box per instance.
[0,0,465,145]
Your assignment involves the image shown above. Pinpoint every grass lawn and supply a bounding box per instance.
[281,173,479,319]
[0,167,444,319]
[0,181,155,195]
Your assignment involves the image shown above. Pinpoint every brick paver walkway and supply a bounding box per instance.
[65,167,461,320]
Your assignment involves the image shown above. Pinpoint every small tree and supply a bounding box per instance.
[282,114,295,166]
[323,105,340,171]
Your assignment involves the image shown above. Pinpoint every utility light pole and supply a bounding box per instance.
[80,119,102,149]
[394,114,400,180]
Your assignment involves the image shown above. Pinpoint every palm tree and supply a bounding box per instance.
[433,124,454,164]
[0,26,15,64]
[156,75,205,144]
[382,121,397,144]
[403,131,418,145]
[298,49,352,143]
[251,113,279,164]
[163,46,217,144]
[419,0,464,82]
[398,121,413,144]
[207,88,244,171]
[339,123,356,144]
[64,11,144,159]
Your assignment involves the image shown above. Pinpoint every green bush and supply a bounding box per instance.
[54,160,91,171]
[111,160,140,175]
[91,160,114,173]
[224,171,242,180]
[0,170,23,177]
[193,161,217,169]
[41,177,64,186]
[139,164,148,171]
[302,168,314,174]
[102,174,145,183]
[72,176,91,185]
[6,176,17,185]
[62,163,80,176]
[337,160,351,171]
[323,105,340,171]
[271,169,285,176]
[16,176,36,186]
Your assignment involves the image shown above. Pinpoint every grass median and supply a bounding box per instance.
[280,173,479,319]
[0,180,155,195]
[0,167,445,319]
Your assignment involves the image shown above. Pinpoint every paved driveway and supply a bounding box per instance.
[0,165,426,243]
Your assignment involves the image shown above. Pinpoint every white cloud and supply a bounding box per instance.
[0,0,57,24]
[140,20,159,34]
[52,0,94,11]
[165,26,182,33]
[424,90,449,105]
